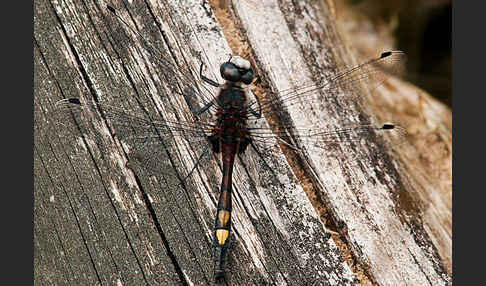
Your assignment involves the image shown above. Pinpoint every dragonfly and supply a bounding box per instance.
[53,4,407,283]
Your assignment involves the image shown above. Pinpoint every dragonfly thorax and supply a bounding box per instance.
[211,84,251,155]
[217,82,248,111]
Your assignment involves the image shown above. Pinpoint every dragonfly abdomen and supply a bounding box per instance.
[213,142,237,281]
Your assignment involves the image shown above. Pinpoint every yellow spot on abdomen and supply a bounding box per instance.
[216,229,229,245]
[218,210,231,226]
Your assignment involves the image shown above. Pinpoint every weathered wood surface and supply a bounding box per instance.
[231,0,451,285]
[34,0,451,285]
[35,0,356,285]
[330,0,452,276]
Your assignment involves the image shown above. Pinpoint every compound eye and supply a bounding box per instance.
[220,62,241,82]
[240,69,254,85]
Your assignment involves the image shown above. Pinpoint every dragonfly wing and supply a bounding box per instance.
[51,97,215,184]
[105,5,219,115]
[247,51,406,116]
[249,122,408,167]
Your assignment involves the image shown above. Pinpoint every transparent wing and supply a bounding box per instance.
[248,122,407,158]
[105,5,219,115]
[50,93,407,188]
[51,97,215,183]
[247,51,406,116]
[244,51,408,165]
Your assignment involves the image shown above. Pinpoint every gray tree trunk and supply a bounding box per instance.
[34,0,451,285]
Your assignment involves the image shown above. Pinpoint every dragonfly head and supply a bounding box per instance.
[220,56,254,85]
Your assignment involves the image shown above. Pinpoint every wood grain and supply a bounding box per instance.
[35,0,359,285]
[34,0,451,285]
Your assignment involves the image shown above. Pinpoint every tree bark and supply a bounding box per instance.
[34,0,451,285]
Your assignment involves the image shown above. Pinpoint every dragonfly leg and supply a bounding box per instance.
[248,104,261,119]
[247,88,262,119]
[193,100,214,116]
[175,143,211,187]
[200,62,220,87]
[187,62,220,116]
